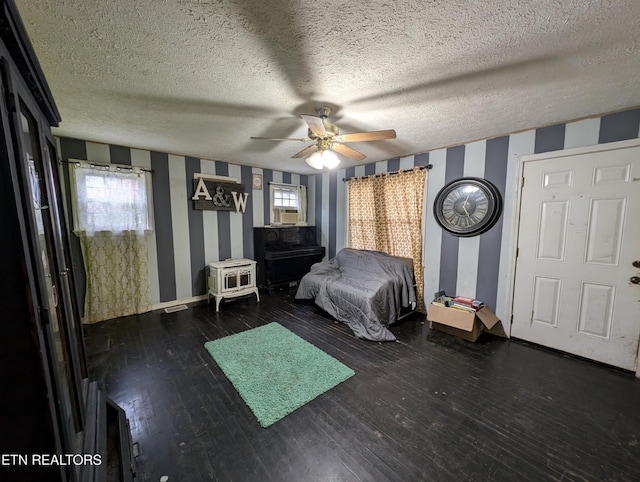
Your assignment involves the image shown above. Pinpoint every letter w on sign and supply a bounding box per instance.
[232,191,249,213]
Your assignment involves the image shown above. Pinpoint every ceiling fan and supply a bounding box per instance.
[250,106,397,170]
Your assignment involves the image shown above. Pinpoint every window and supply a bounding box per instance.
[68,161,154,322]
[269,182,306,225]
[347,167,428,311]
[273,188,298,208]
[69,161,153,234]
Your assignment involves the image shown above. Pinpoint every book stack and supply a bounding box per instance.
[432,291,484,312]
[450,296,484,312]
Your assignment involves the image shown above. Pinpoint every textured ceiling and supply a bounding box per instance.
[14,0,640,174]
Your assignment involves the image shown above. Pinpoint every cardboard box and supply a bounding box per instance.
[427,302,500,342]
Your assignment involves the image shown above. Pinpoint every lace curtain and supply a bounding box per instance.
[297,184,307,224]
[70,162,153,323]
[348,167,428,311]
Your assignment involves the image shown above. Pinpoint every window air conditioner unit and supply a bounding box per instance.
[280,212,298,225]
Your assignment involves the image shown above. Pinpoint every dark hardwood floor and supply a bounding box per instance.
[84,288,640,482]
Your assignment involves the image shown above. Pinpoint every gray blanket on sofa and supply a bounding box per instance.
[295,248,416,341]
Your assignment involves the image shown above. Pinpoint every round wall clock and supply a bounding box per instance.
[433,177,502,237]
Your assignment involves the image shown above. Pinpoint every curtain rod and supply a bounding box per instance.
[268,181,307,188]
[342,164,432,182]
[60,158,153,173]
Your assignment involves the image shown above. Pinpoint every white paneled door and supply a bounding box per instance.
[512,141,640,371]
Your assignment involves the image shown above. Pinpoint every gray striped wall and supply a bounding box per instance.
[312,108,640,323]
[57,138,309,308]
[57,107,639,315]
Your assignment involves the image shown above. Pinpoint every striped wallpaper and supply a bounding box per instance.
[58,107,640,318]
[314,108,640,324]
[57,138,310,309]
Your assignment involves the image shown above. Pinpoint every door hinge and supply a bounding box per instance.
[40,306,50,326]
[6,92,15,112]
[520,177,525,187]
[510,314,513,325]
[516,247,519,258]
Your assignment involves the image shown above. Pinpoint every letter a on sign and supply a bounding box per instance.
[232,191,249,213]
[192,178,212,200]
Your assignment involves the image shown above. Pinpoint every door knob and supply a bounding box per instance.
[633,260,640,268]
[631,276,640,285]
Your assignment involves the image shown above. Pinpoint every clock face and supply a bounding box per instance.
[434,177,502,237]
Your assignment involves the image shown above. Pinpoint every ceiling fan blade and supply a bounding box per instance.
[336,130,397,143]
[291,144,318,159]
[301,114,327,137]
[250,136,310,142]
[331,143,366,162]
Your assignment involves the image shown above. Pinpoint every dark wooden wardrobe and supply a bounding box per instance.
[0,1,135,480]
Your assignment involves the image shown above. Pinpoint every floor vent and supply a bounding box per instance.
[164,304,188,314]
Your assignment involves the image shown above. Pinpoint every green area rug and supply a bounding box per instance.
[204,322,354,428]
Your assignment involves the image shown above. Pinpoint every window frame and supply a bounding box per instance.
[269,182,305,225]
[69,159,154,235]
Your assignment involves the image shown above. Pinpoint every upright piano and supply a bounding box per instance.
[253,226,325,293]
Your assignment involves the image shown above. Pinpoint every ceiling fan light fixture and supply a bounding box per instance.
[306,151,324,170]
[306,149,340,170]
[321,149,340,169]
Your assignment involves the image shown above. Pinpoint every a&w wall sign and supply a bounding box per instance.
[191,177,248,213]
